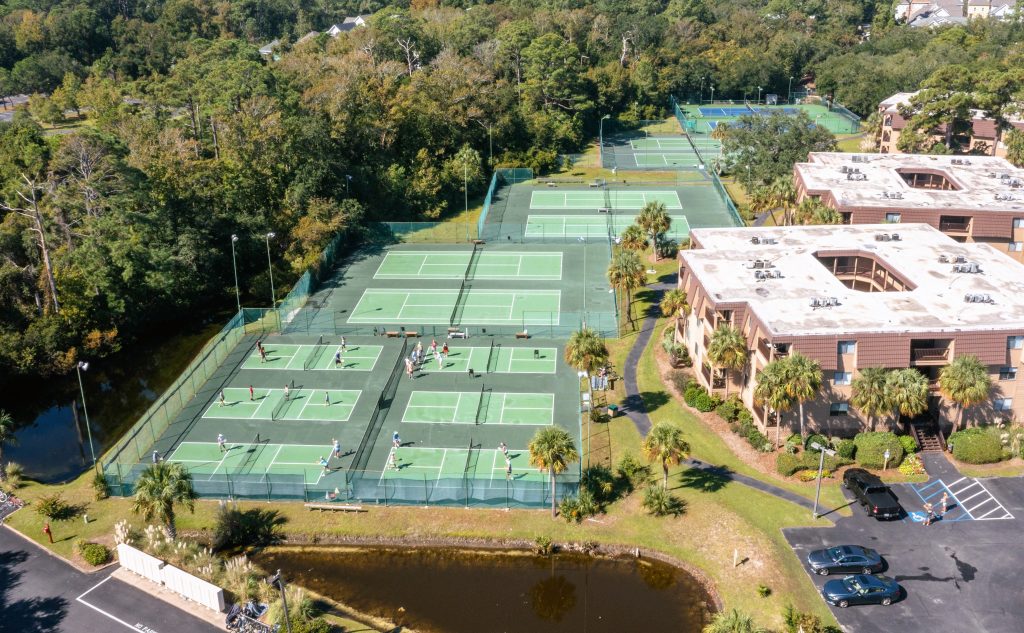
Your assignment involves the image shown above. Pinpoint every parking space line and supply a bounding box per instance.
[76,576,141,632]
[958,489,987,505]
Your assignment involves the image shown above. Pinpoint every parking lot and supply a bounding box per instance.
[785,471,1024,633]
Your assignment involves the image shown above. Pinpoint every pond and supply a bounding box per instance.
[0,322,222,482]
[258,546,714,633]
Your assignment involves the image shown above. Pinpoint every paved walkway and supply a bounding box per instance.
[921,451,962,480]
[617,279,818,512]
[0,524,223,633]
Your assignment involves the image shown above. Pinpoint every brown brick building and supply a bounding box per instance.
[676,224,1024,438]
[876,91,1024,156]
[793,152,1024,262]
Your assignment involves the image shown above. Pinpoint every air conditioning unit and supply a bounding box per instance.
[755,270,767,280]
[954,255,967,263]
[828,297,840,306]
[810,298,821,308]
[753,260,766,269]
[875,233,891,241]
[938,254,949,263]
[966,263,981,273]
[890,233,901,241]
[770,270,783,278]
[840,166,850,173]
[764,238,778,245]
[964,293,977,303]
[751,236,761,245]
[980,293,993,303]
[953,264,965,273]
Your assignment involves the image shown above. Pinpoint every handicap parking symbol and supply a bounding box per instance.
[908,511,926,523]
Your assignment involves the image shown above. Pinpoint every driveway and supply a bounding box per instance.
[1,524,224,633]
[784,467,1024,633]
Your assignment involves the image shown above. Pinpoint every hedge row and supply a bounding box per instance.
[948,428,1004,464]
[853,432,904,469]
[776,451,853,477]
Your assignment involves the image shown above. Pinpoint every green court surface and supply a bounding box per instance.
[402,390,554,425]
[167,441,337,484]
[202,387,361,422]
[629,138,720,150]
[374,251,563,280]
[380,446,547,483]
[530,190,682,210]
[241,343,383,371]
[347,289,561,325]
[525,214,691,239]
[415,345,557,374]
[633,153,704,167]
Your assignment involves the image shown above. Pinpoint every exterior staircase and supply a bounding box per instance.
[910,418,945,453]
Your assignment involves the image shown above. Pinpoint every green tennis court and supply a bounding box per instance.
[633,153,704,168]
[380,446,546,483]
[630,138,721,151]
[241,343,383,371]
[530,190,682,210]
[202,387,361,422]
[347,289,561,325]
[416,345,557,374]
[525,214,691,239]
[402,390,554,425]
[167,441,337,484]
[374,251,563,280]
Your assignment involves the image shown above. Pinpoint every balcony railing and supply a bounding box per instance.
[911,347,951,364]
[939,221,971,233]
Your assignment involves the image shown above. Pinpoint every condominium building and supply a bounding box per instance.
[876,91,1024,156]
[676,224,1024,437]
[793,152,1024,262]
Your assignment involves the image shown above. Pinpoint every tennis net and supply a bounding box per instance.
[303,334,325,370]
[463,438,477,478]
[474,384,488,425]
[350,338,408,471]
[486,339,497,373]
[450,279,468,326]
[465,243,481,282]
[683,129,707,168]
[234,433,263,475]
[270,380,294,420]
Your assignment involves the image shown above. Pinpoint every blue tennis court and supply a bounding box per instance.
[699,106,751,117]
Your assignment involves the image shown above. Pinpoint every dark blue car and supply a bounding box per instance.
[822,574,901,608]
[807,545,884,576]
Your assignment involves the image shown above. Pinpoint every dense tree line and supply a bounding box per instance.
[2,0,1024,380]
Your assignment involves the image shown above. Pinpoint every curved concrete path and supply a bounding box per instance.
[617,278,817,512]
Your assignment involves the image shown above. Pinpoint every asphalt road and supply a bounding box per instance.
[784,471,1024,633]
[0,524,223,633]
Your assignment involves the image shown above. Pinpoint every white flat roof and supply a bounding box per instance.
[683,224,1024,336]
[796,152,1024,212]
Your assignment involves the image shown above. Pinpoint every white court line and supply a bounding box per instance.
[76,576,143,632]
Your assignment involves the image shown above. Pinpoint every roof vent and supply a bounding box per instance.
[1000,173,1011,180]
[847,172,867,181]
[994,193,1015,201]
[890,233,901,241]
[987,172,997,178]
[750,236,761,245]
[951,158,971,165]
[964,293,992,303]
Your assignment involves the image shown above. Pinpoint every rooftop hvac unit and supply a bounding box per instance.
[764,238,778,245]
[852,155,865,163]
[954,255,967,263]
[964,293,977,303]
[938,254,949,263]
[988,172,997,178]
[753,260,766,269]
[875,233,892,241]
[966,262,981,273]
[770,270,783,278]
[751,236,761,245]
[953,264,964,273]
[1000,173,1011,180]
[890,233,901,241]
[840,166,850,173]
[981,293,993,303]
[827,297,840,306]
[755,270,767,280]
[810,297,821,308]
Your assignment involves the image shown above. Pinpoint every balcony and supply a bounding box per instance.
[911,347,951,366]
[756,339,789,361]
[939,220,971,234]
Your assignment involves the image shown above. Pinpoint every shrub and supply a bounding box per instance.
[715,397,743,423]
[616,453,650,491]
[212,503,286,553]
[559,489,600,523]
[836,439,856,460]
[671,346,692,367]
[691,391,719,412]
[797,469,831,482]
[642,485,686,517]
[804,434,830,452]
[535,536,552,555]
[92,470,109,500]
[898,453,927,476]
[853,432,904,469]
[898,434,918,455]
[35,493,75,521]
[683,384,703,406]
[670,370,693,395]
[777,452,850,477]
[2,462,24,490]
[582,465,616,503]
[737,416,773,452]
[757,584,772,598]
[77,541,111,566]
[776,453,803,476]
[948,428,1004,464]
[736,409,754,426]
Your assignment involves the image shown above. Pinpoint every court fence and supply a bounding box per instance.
[710,171,745,228]
[101,466,580,509]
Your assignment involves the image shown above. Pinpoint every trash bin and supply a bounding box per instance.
[606,404,619,418]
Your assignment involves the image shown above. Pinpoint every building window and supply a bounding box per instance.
[1009,336,1024,350]
[838,340,857,354]
[885,213,901,223]
[834,372,852,385]
[830,403,850,416]
[1014,218,1024,229]
[994,398,1013,412]
[1009,242,1023,252]
[999,367,1017,381]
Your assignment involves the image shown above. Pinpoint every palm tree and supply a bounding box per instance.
[887,368,929,429]
[851,367,891,432]
[564,327,609,374]
[131,462,198,539]
[528,428,580,518]
[635,201,671,260]
[620,224,647,253]
[0,410,16,481]
[753,361,793,447]
[607,249,647,329]
[938,355,992,432]
[702,608,766,633]
[642,422,690,490]
[659,289,690,332]
[781,352,822,440]
[706,324,748,397]
[794,198,842,225]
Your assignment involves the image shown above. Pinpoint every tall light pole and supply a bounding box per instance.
[345,174,352,196]
[463,161,468,217]
[757,86,763,105]
[75,361,96,467]
[710,85,714,104]
[599,114,611,166]
[810,442,837,519]
[230,234,241,314]
[264,232,276,307]
[699,76,705,104]
[788,76,794,103]
[268,570,292,633]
